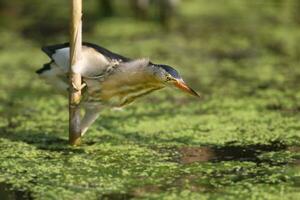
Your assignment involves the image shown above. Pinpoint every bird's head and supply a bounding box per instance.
[153,64,200,97]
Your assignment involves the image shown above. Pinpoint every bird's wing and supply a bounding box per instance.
[41,42,131,78]
[41,43,69,58]
[42,42,131,62]
[82,42,131,63]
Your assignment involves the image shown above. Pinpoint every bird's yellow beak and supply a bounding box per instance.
[174,79,200,97]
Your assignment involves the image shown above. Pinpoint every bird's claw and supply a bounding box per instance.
[72,82,87,91]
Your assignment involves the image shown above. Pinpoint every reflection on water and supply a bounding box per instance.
[0,183,31,200]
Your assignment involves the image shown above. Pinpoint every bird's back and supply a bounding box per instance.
[37,42,164,107]
[39,42,130,75]
[37,43,130,89]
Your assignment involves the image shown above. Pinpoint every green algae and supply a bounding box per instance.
[1,0,300,199]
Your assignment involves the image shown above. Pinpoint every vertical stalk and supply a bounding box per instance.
[69,0,82,145]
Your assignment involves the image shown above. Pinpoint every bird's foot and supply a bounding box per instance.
[72,82,87,91]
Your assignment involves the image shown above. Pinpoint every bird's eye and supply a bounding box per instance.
[166,76,173,81]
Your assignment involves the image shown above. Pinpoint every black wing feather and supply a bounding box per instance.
[41,43,69,58]
[83,42,131,62]
[41,42,131,62]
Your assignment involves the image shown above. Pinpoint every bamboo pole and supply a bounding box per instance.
[69,0,82,145]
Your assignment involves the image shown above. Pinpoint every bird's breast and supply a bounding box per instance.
[86,71,164,106]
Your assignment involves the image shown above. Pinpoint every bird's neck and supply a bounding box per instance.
[115,58,161,85]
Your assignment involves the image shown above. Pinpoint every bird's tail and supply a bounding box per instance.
[36,62,52,74]
[36,61,69,91]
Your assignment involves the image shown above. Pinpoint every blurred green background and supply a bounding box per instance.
[0,0,300,200]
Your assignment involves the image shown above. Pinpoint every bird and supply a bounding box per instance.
[36,42,199,135]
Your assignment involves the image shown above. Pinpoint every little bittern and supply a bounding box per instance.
[36,42,199,135]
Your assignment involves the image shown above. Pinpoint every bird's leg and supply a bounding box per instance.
[80,104,101,136]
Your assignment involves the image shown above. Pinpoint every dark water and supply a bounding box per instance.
[100,193,134,200]
[176,142,297,164]
[0,183,32,200]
